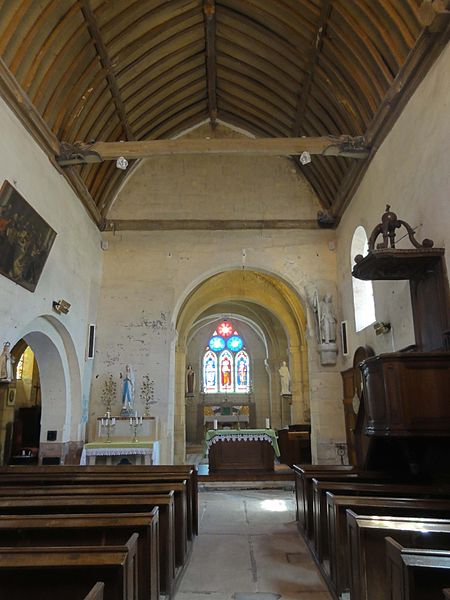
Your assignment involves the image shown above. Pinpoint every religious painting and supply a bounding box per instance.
[0,180,57,292]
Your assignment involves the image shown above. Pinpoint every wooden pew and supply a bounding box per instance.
[386,537,450,600]
[85,583,104,600]
[312,480,450,562]
[326,494,450,598]
[347,512,450,600]
[0,511,159,600]
[292,464,358,530]
[443,589,450,599]
[0,493,175,597]
[0,534,138,600]
[84,582,105,600]
[0,466,198,540]
[293,466,392,540]
[0,480,188,567]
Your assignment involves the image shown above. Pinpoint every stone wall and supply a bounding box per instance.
[0,97,102,459]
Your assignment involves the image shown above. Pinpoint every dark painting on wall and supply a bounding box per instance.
[0,180,56,292]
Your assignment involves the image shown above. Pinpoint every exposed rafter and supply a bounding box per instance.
[419,0,450,32]
[78,0,135,141]
[293,0,332,136]
[0,56,101,225]
[332,17,450,217]
[203,0,218,125]
[56,135,370,165]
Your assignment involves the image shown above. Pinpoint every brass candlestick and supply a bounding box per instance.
[129,416,143,443]
[101,416,116,443]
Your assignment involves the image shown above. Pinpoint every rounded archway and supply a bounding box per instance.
[174,269,309,463]
[2,315,82,464]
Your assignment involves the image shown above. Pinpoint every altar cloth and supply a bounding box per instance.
[205,429,280,457]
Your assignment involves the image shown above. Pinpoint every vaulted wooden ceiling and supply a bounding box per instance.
[0,0,449,228]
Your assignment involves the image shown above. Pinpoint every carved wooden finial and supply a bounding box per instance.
[365,206,434,253]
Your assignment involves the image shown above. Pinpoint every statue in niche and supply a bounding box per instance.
[278,360,291,395]
[186,364,195,396]
[120,364,135,415]
[0,341,13,382]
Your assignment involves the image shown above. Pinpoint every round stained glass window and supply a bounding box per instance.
[209,336,225,352]
[217,321,234,338]
[227,336,243,352]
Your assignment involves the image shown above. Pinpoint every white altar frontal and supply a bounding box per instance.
[80,416,160,465]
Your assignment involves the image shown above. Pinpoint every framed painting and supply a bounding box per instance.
[0,180,56,292]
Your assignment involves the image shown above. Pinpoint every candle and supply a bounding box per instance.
[213,419,218,430]
[98,419,101,437]
[130,418,133,425]
[112,417,115,425]
[140,416,143,425]
[265,418,270,429]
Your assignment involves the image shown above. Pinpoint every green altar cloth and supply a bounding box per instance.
[205,429,280,457]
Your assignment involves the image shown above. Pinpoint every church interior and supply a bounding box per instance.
[0,1,449,599]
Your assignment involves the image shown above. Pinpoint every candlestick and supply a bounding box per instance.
[129,418,143,443]
[213,419,218,430]
[265,418,270,429]
[101,416,116,443]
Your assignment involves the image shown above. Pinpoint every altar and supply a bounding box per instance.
[80,441,160,465]
[205,429,280,473]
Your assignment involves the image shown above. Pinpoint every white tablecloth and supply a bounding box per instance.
[80,441,160,465]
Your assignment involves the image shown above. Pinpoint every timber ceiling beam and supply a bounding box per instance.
[332,16,450,218]
[56,135,369,165]
[0,56,101,225]
[79,0,135,141]
[418,0,450,32]
[105,219,321,232]
[203,0,218,125]
[293,0,332,136]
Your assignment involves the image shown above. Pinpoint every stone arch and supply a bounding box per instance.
[173,269,309,463]
[12,315,82,462]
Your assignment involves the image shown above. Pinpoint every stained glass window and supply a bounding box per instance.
[203,350,218,393]
[219,350,233,393]
[235,350,250,393]
[202,320,250,394]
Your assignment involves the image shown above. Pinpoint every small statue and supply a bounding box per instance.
[121,364,135,415]
[278,361,291,395]
[320,294,337,344]
[186,364,195,395]
[0,341,13,382]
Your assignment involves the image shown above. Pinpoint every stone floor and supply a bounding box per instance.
[175,489,331,600]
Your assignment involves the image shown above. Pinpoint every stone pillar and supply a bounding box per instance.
[173,345,186,464]
[289,344,309,424]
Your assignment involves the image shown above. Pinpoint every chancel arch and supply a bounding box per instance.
[174,269,309,464]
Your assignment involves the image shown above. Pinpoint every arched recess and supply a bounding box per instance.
[351,226,376,331]
[13,315,82,462]
[174,269,309,463]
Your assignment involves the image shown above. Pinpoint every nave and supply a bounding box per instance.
[176,488,330,600]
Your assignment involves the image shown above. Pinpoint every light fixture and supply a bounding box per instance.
[53,299,71,315]
[116,156,128,170]
[373,321,391,335]
[299,151,311,165]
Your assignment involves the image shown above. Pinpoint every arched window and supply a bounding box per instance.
[202,320,250,393]
[351,226,376,331]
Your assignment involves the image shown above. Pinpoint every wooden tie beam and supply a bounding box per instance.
[57,135,370,166]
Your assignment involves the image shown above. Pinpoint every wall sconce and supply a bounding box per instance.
[53,299,71,315]
[373,321,391,335]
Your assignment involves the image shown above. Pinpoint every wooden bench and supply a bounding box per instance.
[0,466,198,540]
[0,493,175,597]
[347,513,450,600]
[292,465,359,532]
[326,494,450,598]
[312,480,450,562]
[386,537,450,600]
[0,480,188,567]
[0,511,159,600]
[293,466,388,539]
[0,533,138,600]
[84,583,104,600]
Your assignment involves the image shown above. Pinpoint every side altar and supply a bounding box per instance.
[81,415,160,465]
[197,402,256,440]
[205,428,280,473]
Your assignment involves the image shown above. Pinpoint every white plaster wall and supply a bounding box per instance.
[0,97,103,444]
[336,41,450,371]
[94,134,345,462]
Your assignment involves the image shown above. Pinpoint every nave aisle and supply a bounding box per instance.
[175,489,330,600]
